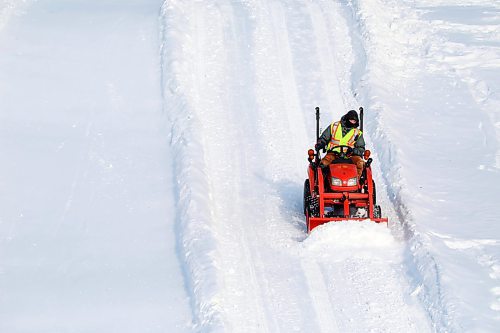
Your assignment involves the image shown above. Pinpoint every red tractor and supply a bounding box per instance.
[303,107,388,233]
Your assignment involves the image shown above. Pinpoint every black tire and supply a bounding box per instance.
[372,180,377,205]
[374,205,382,218]
[303,179,311,215]
[304,179,319,217]
[310,196,319,217]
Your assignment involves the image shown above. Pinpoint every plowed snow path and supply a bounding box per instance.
[162,1,432,331]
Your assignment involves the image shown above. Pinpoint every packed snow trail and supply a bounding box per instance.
[0,1,191,331]
[162,1,431,331]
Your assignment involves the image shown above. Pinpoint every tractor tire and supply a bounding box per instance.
[372,180,377,205]
[309,196,319,217]
[303,179,319,217]
[374,205,382,218]
[303,179,311,215]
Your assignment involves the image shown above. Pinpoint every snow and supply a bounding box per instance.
[350,0,500,330]
[0,0,191,332]
[0,0,499,332]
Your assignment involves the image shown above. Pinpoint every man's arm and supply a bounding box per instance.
[353,133,365,156]
[316,126,331,150]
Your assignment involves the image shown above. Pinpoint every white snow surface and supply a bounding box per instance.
[0,0,499,332]
[0,0,192,332]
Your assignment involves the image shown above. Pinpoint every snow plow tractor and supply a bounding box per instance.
[303,107,388,233]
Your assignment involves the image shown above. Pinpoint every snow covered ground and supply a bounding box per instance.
[0,0,191,331]
[1,0,499,331]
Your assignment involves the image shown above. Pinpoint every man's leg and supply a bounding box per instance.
[320,152,336,168]
[350,155,365,177]
[319,153,336,191]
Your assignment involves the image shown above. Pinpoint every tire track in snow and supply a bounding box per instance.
[260,3,343,331]
[198,3,275,331]
[199,2,311,331]
[224,2,334,329]
[300,259,341,333]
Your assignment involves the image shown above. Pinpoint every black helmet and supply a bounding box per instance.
[344,110,359,128]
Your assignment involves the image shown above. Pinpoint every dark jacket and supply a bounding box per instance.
[317,114,365,156]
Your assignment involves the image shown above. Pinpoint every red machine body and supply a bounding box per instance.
[303,146,388,233]
[304,106,388,233]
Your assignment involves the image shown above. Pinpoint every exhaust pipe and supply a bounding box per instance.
[359,107,364,132]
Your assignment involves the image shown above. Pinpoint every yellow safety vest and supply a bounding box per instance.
[326,122,362,151]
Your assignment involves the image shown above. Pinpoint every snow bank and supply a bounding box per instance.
[160,1,222,331]
[346,0,500,331]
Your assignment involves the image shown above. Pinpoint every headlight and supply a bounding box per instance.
[331,177,342,186]
[347,177,357,186]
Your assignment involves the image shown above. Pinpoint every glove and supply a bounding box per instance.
[352,148,363,156]
[315,142,323,151]
[312,160,325,169]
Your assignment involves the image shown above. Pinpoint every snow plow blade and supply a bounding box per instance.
[307,217,388,233]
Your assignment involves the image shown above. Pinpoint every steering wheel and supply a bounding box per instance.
[328,145,353,158]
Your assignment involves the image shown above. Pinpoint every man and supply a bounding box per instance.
[315,110,365,177]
